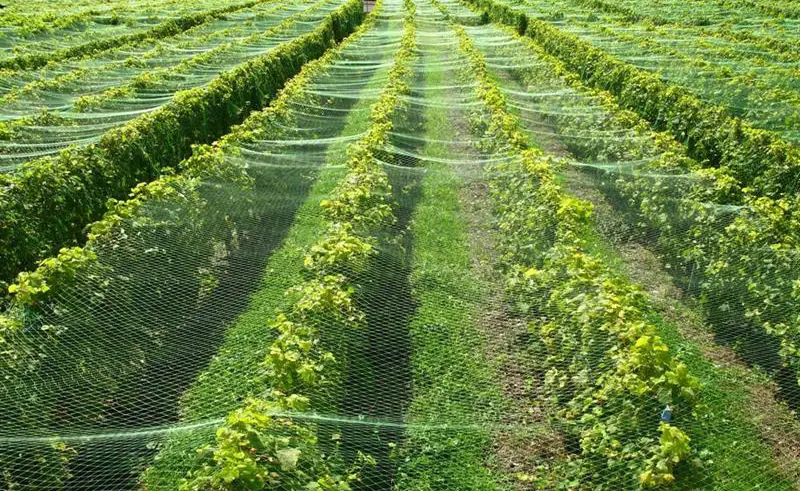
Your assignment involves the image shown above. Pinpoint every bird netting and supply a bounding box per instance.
[1,0,799,490]
[0,0,346,170]
[505,0,800,143]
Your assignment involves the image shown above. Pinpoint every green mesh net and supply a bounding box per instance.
[1,0,800,490]
[0,0,346,170]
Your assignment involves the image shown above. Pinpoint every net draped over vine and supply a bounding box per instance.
[1,0,799,490]
[0,0,345,170]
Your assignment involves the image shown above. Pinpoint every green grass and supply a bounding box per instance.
[140,135,352,491]
[393,13,510,490]
[139,31,392,489]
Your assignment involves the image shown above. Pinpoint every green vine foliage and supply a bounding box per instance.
[0,0,364,287]
[443,12,703,488]
[567,0,800,57]
[177,2,417,489]
[71,0,335,112]
[0,5,294,107]
[467,0,800,405]
[180,398,374,491]
[0,0,268,71]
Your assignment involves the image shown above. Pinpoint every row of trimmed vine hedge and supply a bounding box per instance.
[0,1,288,106]
[577,23,800,139]
[0,0,271,71]
[0,2,307,161]
[445,5,703,486]
[0,0,364,288]
[550,0,800,59]
[70,0,333,112]
[573,0,800,30]
[462,0,800,201]
[176,2,418,488]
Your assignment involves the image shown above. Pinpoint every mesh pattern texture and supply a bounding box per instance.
[1,0,800,490]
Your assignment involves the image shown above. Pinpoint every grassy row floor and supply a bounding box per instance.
[386,2,510,489]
